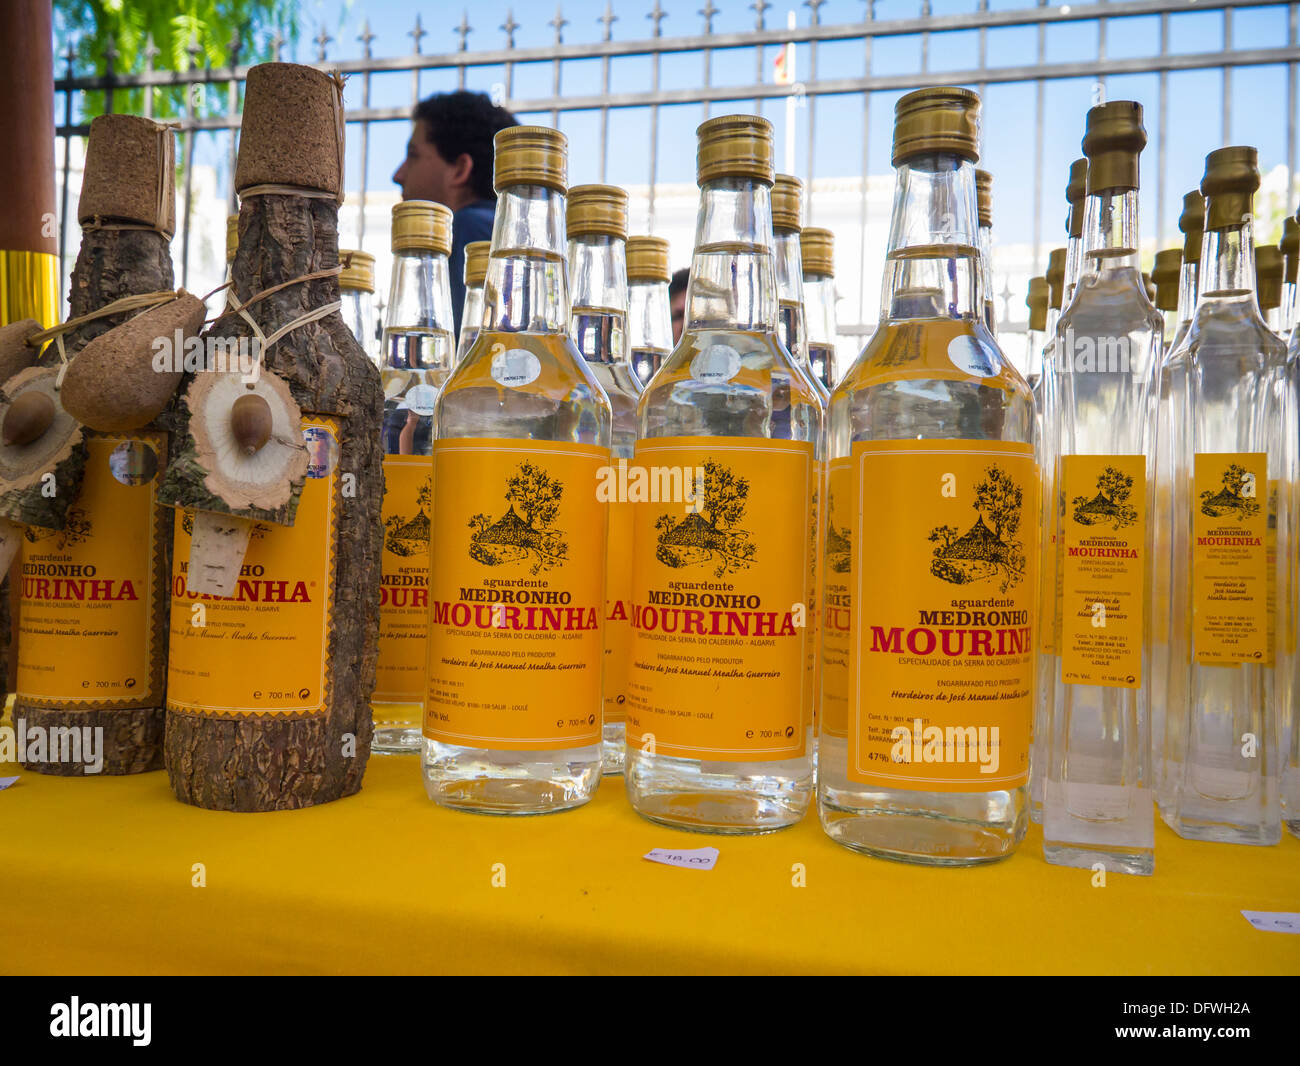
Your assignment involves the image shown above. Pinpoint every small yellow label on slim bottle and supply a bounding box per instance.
[375,455,433,705]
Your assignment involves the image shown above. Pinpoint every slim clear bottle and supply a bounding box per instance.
[423,127,611,814]
[975,168,997,334]
[374,201,456,753]
[820,87,1035,865]
[1044,102,1161,874]
[802,226,840,390]
[625,115,820,833]
[1286,219,1300,837]
[626,236,674,386]
[339,249,378,364]
[455,240,490,364]
[1256,246,1286,338]
[567,184,641,774]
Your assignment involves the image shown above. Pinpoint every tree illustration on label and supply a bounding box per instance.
[1071,465,1137,529]
[928,464,1025,592]
[24,507,92,548]
[1199,463,1260,520]
[825,487,852,573]
[468,461,568,574]
[654,458,755,578]
[384,475,432,557]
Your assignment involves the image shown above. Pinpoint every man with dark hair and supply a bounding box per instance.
[669,266,690,344]
[393,90,518,332]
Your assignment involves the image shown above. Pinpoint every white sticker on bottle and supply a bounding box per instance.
[403,383,439,416]
[690,343,742,384]
[947,335,997,378]
[490,347,541,388]
[644,846,719,870]
[1241,910,1300,934]
[0,777,18,791]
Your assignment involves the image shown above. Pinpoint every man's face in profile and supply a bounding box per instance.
[393,119,456,204]
[670,289,686,344]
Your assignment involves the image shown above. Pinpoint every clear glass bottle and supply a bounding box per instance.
[1171,192,1205,356]
[802,226,840,390]
[339,249,378,364]
[1161,147,1290,846]
[1024,276,1048,388]
[567,184,641,775]
[423,127,612,814]
[1044,102,1161,874]
[1281,217,1298,336]
[1151,248,1182,346]
[820,87,1035,865]
[374,201,455,754]
[975,168,997,335]
[1256,246,1285,338]
[626,236,673,386]
[455,240,490,364]
[625,115,820,833]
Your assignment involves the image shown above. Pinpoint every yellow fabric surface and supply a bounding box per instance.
[2,738,1298,975]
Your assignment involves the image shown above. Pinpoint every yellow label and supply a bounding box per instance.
[375,456,432,705]
[603,496,633,726]
[809,458,824,732]
[821,457,852,739]
[847,440,1034,792]
[424,438,609,751]
[1037,463,1059,655]
[17,433,167,707]
[626,437,813,762]
[1151,477,1172,646]
[1192,453,1269,665]
[1059,454,1146,688]
[166,417,337,716]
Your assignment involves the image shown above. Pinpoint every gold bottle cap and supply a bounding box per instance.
[567,184,628,240]
[772,174,803,232]
[696,114,773,185]
[1082,100,1145,194]
[1066,157,1088,239]
[975,169,993,229]
[1026,276,1049,332]
[1283,217,1300,285]
[1256,245,1283,312]
[1200,146,1258,230]
[801,227,834,276]
[463,241,491,287]
[494,125,568,193]
[1179,190,1205,264]
[1151,248,1181,311]
[225,214,239,263]
[391,200,452,255]
[339,249,375,293]
[891,86,981,167]
[1046,247,1067,309]
[626,235,671,282]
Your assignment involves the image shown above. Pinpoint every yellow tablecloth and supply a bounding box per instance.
[2,736,1298,974]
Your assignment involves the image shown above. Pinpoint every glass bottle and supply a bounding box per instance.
[820,87,1035,864]
[456,240,490,364]
[1151,248,1181,346]
[802,226,840,390]
[567,183,641,775]
[1063,158,1088,308]
[374,200,455,754]
[1281,217,1298,336]
[1161,146,1290,846]
[423,127,612,814]
[339,249,377,364]
[1044,102,1162,874]
[1024,277,1048,393]
[627,236,673,386]
[625,115,820,833]
[1286,226,1300,838]
[975,168,996,334]
[1170,192,1205,356]
[1256,246,1285,338]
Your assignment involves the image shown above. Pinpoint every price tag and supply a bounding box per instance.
[643,846,719,871]
[1241,910,1300,934]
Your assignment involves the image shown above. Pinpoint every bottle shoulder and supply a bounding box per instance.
[440,329,613,411]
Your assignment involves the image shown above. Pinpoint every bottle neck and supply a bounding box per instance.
[774,227,808,364]
[1064,234,1083,305]
[628,278,672,353]
[1198,223,1256,309]
[685,176,778,333]
[979,223,996,331]
[384,250,454,336]
[1080,187,1140,275]
[569,233,630,367]
[803,272,837,347]
[483,183,570,334]
[1025,328,1043,381]
[1176,260,1198,324]
[455,283,484,363]
[880,153,983,322]
[1283,281,1297,333]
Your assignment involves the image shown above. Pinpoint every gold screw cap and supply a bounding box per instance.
[1179,190,1205,264]
[391,200,452,255]
[1200,146,1259,230]
[1026,276,1049,332]
[975,169,993,228]
[801,227,834,276]
[626,236,671,282]
[339,249,375,293]
[1046,247,1067,310]
[463,241,490,287]
[1066,158,1088,238]
[1282,217,1300,285]
[1256,245,1283,312]
[697,114,774,185]
[1082,101,1145,194]
[772,174,803,232]
[892,86,981,167]
[1151,248,1181,311]
[567,184,629,240]
[494,125,568,193]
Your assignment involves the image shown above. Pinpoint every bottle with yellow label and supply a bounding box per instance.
[1159,147,1290,846]
[374,201,454,754]
[818,87,1035,865]
[422,126,612,814]
[625,114,820,834]
[1043,102,1162,874]
[567,183,640,774]
[340,249,378,364]
[975,168,996,335]
[455,240,490,364]
[627,236,674,387]
[801,226,839,390]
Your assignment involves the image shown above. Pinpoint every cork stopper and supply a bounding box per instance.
[1255,245,1283,312]
[339,249,375,293]
[1026,276,1048,332]
[464,241,491,287]
[77,115,176,236]
[975,169,993,229]
[1200,146,1258,231]
[772,174,803,232]
[494,125,568,193]
[1083,101,1145,194]
[1046,247,1067,310]
[234,63,344,199]
[892,86,981,166]
[1066,157,1088,239]
[697,114,773,185]
[567,184,628,240]
[1179,191,1205,264]
[1151,248,1181,311]
[1283,217,1300,285]
[225,214,239,264]
[801,227,834,277]
[626,236,670,282]
[391,200,452,255]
